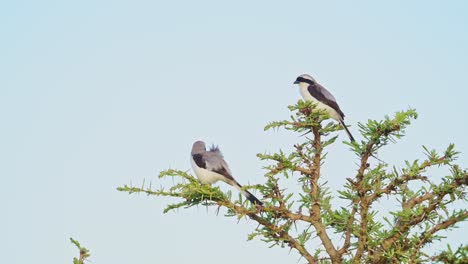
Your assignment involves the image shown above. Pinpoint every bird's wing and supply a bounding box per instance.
[203,150,235,181]
[307,82,345,119]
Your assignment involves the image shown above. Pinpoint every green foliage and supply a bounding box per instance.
[119,101,467,264]
[70,238,90,264]
[432,244,468,263]
[117,169,230,213]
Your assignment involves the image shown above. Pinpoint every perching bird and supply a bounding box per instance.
[294,74,355,142]
[191,141,263,206]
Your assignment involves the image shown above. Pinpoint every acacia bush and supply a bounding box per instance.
[119,101,467,263]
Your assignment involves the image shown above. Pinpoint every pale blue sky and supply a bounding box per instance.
[1,1,467,263]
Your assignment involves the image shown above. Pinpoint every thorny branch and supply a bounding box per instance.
[409,212,468,263]
[352,138,375,263]
[380,175,468,252]
[216,200,318,264]
[309,123,340,263]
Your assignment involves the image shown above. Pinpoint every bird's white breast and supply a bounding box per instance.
[190,156,226,184]
[299,85,340,121]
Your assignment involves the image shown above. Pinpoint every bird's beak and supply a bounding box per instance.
[293,81,299,84]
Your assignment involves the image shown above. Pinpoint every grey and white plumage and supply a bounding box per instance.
[294,74,355,142]
[191,141,263,206]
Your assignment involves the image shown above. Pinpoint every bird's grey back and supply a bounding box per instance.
[307,81,344,119]
[207,145,233,177]
[315,82,338,103]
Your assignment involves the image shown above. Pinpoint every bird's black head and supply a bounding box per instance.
[294,74,315,85]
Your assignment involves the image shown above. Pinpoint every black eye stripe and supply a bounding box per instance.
[296,77,314,85]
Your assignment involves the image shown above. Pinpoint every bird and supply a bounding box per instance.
[190,141,263,206]
[293,74,355,142]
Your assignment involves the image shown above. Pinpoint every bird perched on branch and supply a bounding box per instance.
[190,141,263,206]
[294,74,355,142]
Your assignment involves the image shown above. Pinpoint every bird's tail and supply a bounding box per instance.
[339,119,355,142]
[232,181,263,206]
